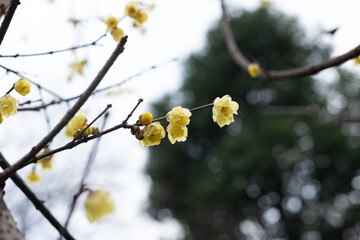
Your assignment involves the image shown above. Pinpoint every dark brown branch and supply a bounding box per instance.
[0,0,20,46]
[0,36,128,183]
[122,98,143,124]
[259,105,360,121]
[17,58,179,112]
[0,153,75,240]
[220,0,360,80]
[0,33,106,58]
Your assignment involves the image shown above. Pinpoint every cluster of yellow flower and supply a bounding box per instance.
[65,110,99,138]
[104,16,124,42]
[133,95,239,147]
[124,1,149,27]
[85,189,115,223]
[0,78,31,125]
[103,1,151,42]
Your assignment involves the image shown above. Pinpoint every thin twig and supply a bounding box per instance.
[73,104,112,141]
[152,103,214,123]
[0,64,65,100]
[0,33,106,58]
[17,58,179,112]
[220,0,360,80]
[3,84,14,96]
[0,153,76,240]
[122,98,143,124]
[60,113,109,240]
[0,0,20,46]
[0,36,128,183]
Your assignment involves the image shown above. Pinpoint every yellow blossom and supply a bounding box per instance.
[166,106,191,128]
[36,148,54,170]
[85,189,115,223]
[167,124,188,144]
[247,63,260,78]
[104,15,119,31]
[77,124,93,137]
[212,95,239,128]
[139,112,153,126]
[14,78,31,96]
[134,9,148,26]
[110,27,125,42]
[69,60,86,75]
[0,94,18,117]
[125,1,138,18]
[354,56,360,65]
[65,110,87,138]
[27,171,40,184]
[260,0,272,7]
[139,122,165,147]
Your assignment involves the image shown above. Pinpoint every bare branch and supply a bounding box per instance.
[0,0,20,46]
[0,153,75,240]
[17,58,179,112]
[0,36,128,183]
[0,33,106,58]
[220,0,360,80]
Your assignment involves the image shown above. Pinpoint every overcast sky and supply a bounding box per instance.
[1,0,360,239]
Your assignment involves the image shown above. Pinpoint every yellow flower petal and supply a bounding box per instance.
[85,189,115,223]
[110,27,124,42]
[125,1,138,18]
[166,106,191,128]
[139,122,165,147]
[167,125,188,144]
[14,78,31,96]
[65,110,87,138]
[212,95,239,128]
[27,171,40,184]
[354,56,360,65]
[0,94,18,117]
[104,15,119,31]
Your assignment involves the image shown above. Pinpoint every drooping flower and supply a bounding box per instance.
[167,124,188,144]
[110,27,125,42]
[69,60,87,76]
[125,1,139,18]
[36,148,54,170]
[139,122,165,147]
[65,110,87,138]
[27,171,40,184]
[247,63,260,78]
[139,112,153,126]
[0,94,18,117]
[134,9,148,26]
[212,95,239,128]
[85,189,115,223]
[104,15,119,31]
[14,78,31,96]
[166,106,192,128]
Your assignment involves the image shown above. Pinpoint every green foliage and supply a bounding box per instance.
[146,8,360,240]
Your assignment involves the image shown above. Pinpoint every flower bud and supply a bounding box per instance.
[139,112,153,126]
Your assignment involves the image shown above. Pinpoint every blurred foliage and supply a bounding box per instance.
[146,8,360,240]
